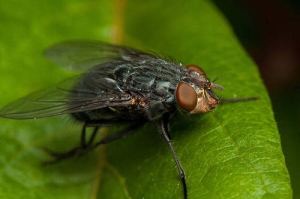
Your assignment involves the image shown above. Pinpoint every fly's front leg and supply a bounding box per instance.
[159,114,187,199]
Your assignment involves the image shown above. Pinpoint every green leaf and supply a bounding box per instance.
[0,0,292,199]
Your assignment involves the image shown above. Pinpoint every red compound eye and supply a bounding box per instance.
[186,64,206,77]
[176,82,197,111]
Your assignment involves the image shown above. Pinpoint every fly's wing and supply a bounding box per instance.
[0,75,132,119]
[44,41,156,71]
[0,42,158,119]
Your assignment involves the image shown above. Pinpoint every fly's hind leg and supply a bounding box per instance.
[44,120,145,163]
[44,124,99,162]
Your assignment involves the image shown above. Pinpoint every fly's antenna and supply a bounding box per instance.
[220,97,259,103]
[212,74,225,83]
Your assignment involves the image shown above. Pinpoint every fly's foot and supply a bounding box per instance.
[43,146,92,164]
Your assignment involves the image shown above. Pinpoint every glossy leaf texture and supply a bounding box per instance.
[0,0,292,199]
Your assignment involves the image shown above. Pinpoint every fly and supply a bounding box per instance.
[0,41,257,199]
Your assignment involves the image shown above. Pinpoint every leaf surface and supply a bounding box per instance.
[0,0,291,199]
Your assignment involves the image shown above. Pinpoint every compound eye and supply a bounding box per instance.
[186,64,206,77]
[176,82,197,111]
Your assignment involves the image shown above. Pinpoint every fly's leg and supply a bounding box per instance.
[45,124,99,161]
[83,120,145,151]
[80,120,126,149]
[44,120,122,161]
[159,114,187,199]
[45,120,144,163]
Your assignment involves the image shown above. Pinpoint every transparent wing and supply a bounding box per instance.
[44,41,156,71]
[0,76,131,119]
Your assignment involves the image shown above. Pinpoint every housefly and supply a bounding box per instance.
[0,41,257,199]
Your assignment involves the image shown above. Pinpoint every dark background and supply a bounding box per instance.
[213,0,300,197]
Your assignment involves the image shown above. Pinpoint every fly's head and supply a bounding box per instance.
[176,64,224,114]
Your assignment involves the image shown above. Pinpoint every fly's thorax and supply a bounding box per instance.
[113,59,181,100]
[175,64,223,114]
